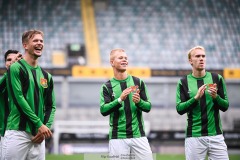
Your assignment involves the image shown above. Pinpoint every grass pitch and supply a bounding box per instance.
[46,154,240,160]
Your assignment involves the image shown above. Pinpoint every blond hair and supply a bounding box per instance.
[110,48,125,61]
[22,29,44,44]
[188,46,205,59]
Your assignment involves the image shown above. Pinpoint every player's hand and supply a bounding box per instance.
[120,87,132,101]
[207,84,218,98]
[7,53,23,68]
[132,92,140,103]
[31,132,45,144]
[194,84,207,100]
[38,124,52,139]
[11,53,22,64]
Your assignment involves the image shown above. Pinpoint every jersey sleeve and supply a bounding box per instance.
[8,64,43,129]
[100,84,121,116]
[176,79,198,115]
[135,80,151,112]
[44,74,56,128]
[0,73,7,93]
[214,75,229,111]
[0,72,7,136]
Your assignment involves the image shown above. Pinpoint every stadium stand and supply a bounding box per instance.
[95,0,240,69]
[0,0,239,69]
[0,0,84,68]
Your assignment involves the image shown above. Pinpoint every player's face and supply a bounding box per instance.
[24,34,44,58]
[5,53,17,69]
[189,49,206,71]
[111,51,128,72]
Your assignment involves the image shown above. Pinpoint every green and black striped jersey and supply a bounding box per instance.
[100,75,151,139]
[0,73,9,136]
[176,72,229,137]
[7,59,56,135]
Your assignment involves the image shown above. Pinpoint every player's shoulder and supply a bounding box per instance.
[40,67,53,78]
[131,75,142,81]
[2,72,7,78]
[40,67,50,74]
[178,74,189,84]
[130,75,144,88]
[0,72,7,83]
[207,71,223,79]
[103,79,112,87]
[9,60,24,71]
[180,74,188,80]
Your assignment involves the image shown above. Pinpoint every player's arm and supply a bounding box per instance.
[100,85,122,116]
[176,80,199,115]
[213,76,229,112]
[7,64,43,129]
[33,74,56,142]
[135,81,151,112]
[0,73,7,93]
[43,75,56,128]
[1,53,22,93]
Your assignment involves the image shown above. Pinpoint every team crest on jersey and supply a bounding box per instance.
[40,78,48,88]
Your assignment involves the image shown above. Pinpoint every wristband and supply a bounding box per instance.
[118,98,122,104]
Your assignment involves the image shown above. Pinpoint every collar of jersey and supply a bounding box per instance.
[112,74,130,82]
[20,59,39,69]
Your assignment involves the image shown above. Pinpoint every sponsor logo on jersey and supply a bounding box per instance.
[40,78,48,88]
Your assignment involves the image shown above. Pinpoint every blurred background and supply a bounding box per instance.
[0,0,240,156]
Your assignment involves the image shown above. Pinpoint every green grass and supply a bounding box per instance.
[46,154,84,160]
[46,154,240,160]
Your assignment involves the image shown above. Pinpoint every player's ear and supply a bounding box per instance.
[110,60,114,67]
[23,43,28,50]
[188,58,193,65]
